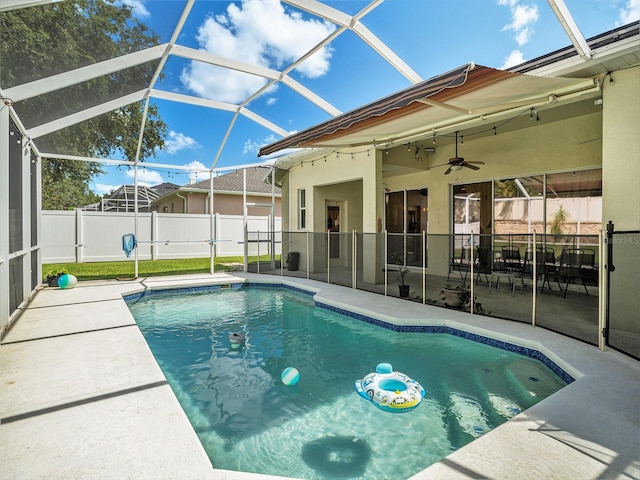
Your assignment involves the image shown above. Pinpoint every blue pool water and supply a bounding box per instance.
[126,285,569,479]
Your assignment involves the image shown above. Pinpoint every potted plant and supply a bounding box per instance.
[440,283,485,313]
[391,253,410,298]
[44,267,69,287]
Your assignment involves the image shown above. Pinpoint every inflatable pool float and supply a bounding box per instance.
[229,332,246,349]
[355,363,425,413]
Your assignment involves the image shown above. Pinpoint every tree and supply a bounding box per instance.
[1,0,167,209]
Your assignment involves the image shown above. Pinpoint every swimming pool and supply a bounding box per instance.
[126,284,571,479]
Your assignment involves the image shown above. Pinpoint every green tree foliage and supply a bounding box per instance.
[1,0,167,209]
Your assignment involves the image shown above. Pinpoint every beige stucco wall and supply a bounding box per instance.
[280,76,640,284]
[383,109,603,275]
[601,65,640,333]
[283,150,384,281]
[602,65,640,230]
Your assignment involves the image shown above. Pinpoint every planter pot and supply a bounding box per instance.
[46,275,62,287]
[442,289,464,307]
[399,285,410,298]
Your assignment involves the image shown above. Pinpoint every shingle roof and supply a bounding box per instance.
[188,166,281,195]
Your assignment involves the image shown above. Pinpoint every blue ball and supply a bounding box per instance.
[281,367,300,386]
[58,274,77,289]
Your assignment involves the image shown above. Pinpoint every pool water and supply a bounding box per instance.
[127,286,568,479]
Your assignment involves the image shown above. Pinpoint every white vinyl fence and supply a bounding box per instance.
[42,210,281,263]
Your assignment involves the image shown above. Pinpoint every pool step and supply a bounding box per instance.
[504,359,567,400]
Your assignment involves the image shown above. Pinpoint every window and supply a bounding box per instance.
[299,189,306,229]
[385,188,428,267]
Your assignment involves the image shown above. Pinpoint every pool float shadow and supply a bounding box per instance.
[301,435,371,478]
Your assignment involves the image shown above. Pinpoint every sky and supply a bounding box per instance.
[90,0,639,194]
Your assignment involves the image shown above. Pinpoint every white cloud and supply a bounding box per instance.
[120,0,150,18]
[242,133,282,155]
[266,97,277,106]
[499,1,539,46]
[182,161,209,182]
[617,0,640,25]
[125,168,164,185]
[501,49,525,69]
[184,160,207,171]
[181,0,337,103]
[94,183,120,195]
[165,131,199,154]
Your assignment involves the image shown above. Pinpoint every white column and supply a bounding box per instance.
[0,106,10,332]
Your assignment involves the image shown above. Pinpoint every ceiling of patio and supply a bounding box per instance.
[1,1,638,174]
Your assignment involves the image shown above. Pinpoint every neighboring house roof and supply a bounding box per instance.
[259,22,639,159]
[82,183,179,211]
[181,166,281,195]
[152,166,281,205]
[152,182,181,197]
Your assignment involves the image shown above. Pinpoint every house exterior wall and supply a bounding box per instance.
[602,65,639,230]
[154,192,282,216]
[282,102,608,279]
[283,150,384,282]
[601,65,640,332]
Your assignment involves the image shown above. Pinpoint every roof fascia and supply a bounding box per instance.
[518,35,639,77]
[3,44,167,103]
[179,188,281,197]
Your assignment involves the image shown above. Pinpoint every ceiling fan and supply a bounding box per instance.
[436,131,485,175]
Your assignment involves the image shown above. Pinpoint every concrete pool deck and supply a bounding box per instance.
[0,273,638,479]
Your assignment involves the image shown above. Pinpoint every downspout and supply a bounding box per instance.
[176,191,187,213]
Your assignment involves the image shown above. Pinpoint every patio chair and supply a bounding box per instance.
[447,246,475,283]
[559,248,592,297]
[474,246,494,285]
[493,245,524,293]
[538,247,561,294]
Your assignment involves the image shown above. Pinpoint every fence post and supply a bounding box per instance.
[151,211,158,260]
[422,230,426,304]
[75,209,83,263]
[327,229,330,284]
[532,230,537,327]
[470,232,475,314]
[306,230,310,279]
[352,230,356,289]
[384,230,388,297]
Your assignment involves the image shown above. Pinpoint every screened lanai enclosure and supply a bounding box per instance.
[1,0,639,361]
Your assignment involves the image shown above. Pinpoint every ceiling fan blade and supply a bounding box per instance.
[466,161,485,165]
[444,166,453,175]
[429,162,450,169]
[463,163,480,171]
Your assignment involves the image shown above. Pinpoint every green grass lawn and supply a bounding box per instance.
[43,255,279,281]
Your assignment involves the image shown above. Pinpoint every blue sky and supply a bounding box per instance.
[92,0,639,194]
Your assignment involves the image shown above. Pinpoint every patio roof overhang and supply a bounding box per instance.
[258,63,602,160]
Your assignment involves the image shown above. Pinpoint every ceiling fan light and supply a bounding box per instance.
[450,164,463,171]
